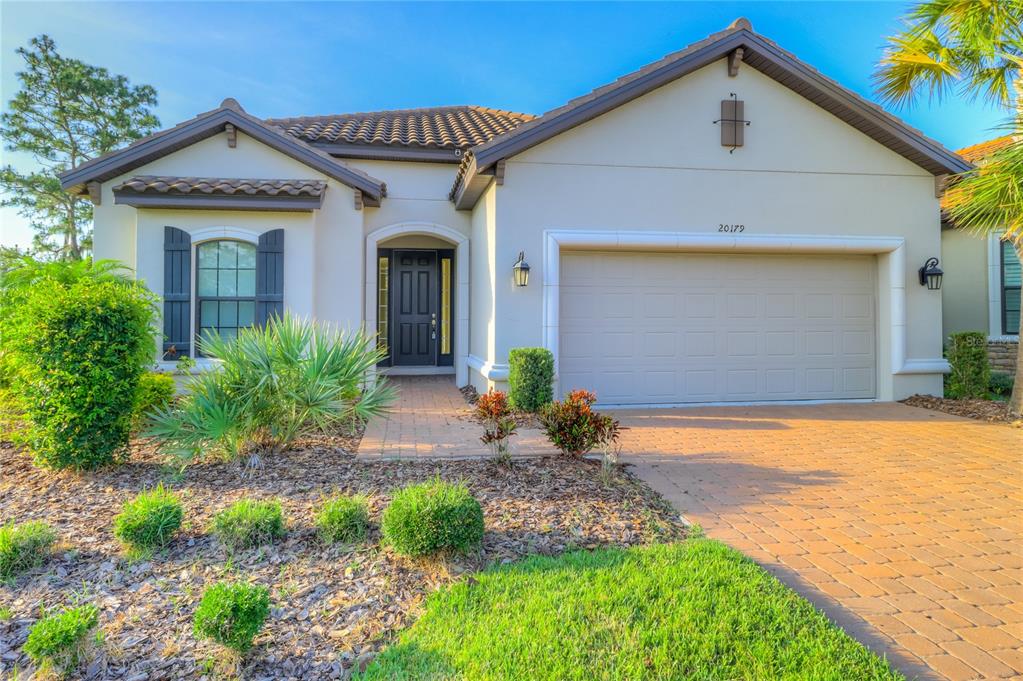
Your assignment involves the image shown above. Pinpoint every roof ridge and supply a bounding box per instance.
[267,105,535,124]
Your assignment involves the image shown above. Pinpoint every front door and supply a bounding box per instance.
[393,250,438,366]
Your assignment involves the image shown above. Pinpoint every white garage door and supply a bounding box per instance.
[559,251,877,404]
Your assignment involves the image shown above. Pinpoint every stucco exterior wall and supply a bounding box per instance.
[940,228,989,338]
[484,58,944,399]
[469,183,497,392]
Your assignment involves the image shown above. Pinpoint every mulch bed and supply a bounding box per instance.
[0,436,685,680]
[901,394,1021,426]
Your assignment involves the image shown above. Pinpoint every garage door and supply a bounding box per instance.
[559,251,877,404]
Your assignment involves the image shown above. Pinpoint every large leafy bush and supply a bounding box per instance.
[3,267,157,469]
[946,331,990,399]
[148,315,393,465]
[193,581,270,653]
[507,347,554,412]
[382,478,484,557]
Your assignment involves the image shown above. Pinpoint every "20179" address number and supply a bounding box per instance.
[718,224,745,233]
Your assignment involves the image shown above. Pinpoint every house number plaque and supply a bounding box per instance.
[718,224,745,233]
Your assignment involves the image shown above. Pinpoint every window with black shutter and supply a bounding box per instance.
[163,226,191,359]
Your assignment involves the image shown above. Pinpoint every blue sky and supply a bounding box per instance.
[0,1,1008,250]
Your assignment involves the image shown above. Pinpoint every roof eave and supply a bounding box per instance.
[59,106,387,201]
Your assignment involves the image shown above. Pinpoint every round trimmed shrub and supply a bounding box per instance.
[0,520,57,580]
[382,479,484,557]
[23,604,100,673]
[4,274,157,469]
[211,499,285,550]
[113,484,184,551]
[315,495,369,544]
[133,371,176,428]
[193,581,270,653]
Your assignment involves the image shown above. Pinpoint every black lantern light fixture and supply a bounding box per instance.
[512,251,530,287]
[918,257,943,290]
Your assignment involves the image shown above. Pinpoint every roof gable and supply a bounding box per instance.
[452,18,972,207]
[59,99,386,204]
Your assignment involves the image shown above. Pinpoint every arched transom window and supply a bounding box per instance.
[197,240,256,343]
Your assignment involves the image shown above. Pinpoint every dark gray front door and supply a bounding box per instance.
[393,251,437,366]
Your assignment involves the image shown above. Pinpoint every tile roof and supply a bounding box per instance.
[956,135,1015,163]
[114,176,326,197]
[268,106,535,149]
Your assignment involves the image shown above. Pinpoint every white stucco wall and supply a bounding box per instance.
[480,57,945,400]
[940,228,989,339]
[468,183,498,392]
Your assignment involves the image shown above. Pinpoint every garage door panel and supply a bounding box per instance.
[560,251,876,404]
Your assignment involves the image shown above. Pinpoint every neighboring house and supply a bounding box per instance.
[59,18,972,406]
[940,136,1020,376]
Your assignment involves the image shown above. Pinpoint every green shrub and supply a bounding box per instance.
[540,389,620,458]
[23,604,100,673]
[3,270,157,469]
[193,581,270,653]
[508,347,554,412]
[212,499,285,550]
[113,485,184,551]
[147,314,395,467]
[133,372,176,428]
[0,521,57,580]
[990,372,1015,397]
[316,495,370,544]
[382,479,484,557]
[946,331,990,399]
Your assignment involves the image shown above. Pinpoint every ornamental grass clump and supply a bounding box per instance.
[193,581,270,653]
[315,494,370,544]
[0,521,57,581]
[540,389,620,458]
[147,314,394,468]
[23,604,101,675]
[382,479,484,557]
[113,485,184,552]
[212,499,285,550]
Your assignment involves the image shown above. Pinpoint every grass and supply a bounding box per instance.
[359,540,902,681]
[0,520,57,581]
[211,499,285,550]
[315,494,370,544]
[113,484,184,552]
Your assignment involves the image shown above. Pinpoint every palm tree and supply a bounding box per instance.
[875,0,1023,416]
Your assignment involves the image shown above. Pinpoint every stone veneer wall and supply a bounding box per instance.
[988,341,1019,375]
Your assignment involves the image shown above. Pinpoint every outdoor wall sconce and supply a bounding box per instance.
[513,251,530,287]
[918,257,943,290]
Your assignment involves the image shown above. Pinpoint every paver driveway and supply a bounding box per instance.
[620,402,1022,680]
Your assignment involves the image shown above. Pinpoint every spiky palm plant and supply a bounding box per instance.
[147,315,395,468]
[875,0,1023,415]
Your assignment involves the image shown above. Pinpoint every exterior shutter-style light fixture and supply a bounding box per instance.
[918,257,943,290]
[512,251,530,287]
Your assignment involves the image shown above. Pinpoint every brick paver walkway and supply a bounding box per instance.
[358,376,556,460]
[621,403,1022,680]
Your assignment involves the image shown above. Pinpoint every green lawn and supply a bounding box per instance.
[359,540,902,681]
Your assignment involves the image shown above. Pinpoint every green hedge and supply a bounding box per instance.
[508,347,554,412]
[946,331,990,399]
[133,372,176,429]
[4,275,156,469]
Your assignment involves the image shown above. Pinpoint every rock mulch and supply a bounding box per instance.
[0,437,684,680]
[902,394,1021,426]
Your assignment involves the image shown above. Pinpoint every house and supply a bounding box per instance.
[59,18,972,406]
[940,136,1020,376]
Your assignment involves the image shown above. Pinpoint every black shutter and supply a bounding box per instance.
[256,229,284,327]
[163,226,191,359]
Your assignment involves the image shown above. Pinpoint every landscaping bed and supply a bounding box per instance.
[0,438,683,680]
[902,394,1021,425]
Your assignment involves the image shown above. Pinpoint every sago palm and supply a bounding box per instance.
[875,0,1023,415]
